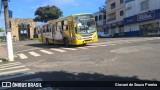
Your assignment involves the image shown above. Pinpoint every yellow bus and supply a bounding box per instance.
[36,13,98,46]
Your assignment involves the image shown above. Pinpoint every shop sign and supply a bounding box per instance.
[124,9,160,25]
[137,11,155,21]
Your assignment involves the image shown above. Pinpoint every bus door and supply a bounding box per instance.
[68,21,74,44]
[39,28,43,42]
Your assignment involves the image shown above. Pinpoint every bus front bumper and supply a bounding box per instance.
[75,38,98,45]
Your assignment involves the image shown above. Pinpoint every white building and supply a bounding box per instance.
[93,7,107,33]
[106,0,125,37]
[124,0,160,36]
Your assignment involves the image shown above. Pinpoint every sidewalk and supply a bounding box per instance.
[0,45,7,61]
[0,42,6,46]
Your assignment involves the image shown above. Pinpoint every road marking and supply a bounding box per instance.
[108,44,116,45]
[37,87,53,90]
[118,42,126,44]
[40,50,53,54]
[86,46,98,48]
[63,48,77,50]
[0,72,35,80]
[123,41,132,43]
[51,48,66,52]
[0,62,22,68]
[26,78,43,81]
[17,53,28,59]
[0,68,30,76]
[14,48,41,53]
[97,45,107,46]
[77,47,88,49]
[90,42,106,45]
[0,65,25,71]
[29,51,41,57]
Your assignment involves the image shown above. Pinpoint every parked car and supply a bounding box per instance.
[98,32,114,38]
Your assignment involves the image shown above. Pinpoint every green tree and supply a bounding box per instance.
[0,28,4,32]
[34,5,63,23]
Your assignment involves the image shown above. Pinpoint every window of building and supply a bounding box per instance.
[111,28,116,34]
[63,20,68,30]
[119,26,124,35]
[95,16,98,21]
[141,0,149,11]
[120,10,124,16]
[9,21,12,28]
[99,15,102,21]
[111,2,116,9]
[103,14,106,20]
[120,0,124,4]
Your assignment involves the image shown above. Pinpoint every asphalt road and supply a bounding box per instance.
[0,37,160,90]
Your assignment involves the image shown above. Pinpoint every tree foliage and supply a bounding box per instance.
[0,28,4,32]
[34,5,63,23]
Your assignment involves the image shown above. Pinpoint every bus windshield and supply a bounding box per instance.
[74,15,96,34]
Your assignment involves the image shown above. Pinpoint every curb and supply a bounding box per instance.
[0,59,7,64]
[0,55,19,64]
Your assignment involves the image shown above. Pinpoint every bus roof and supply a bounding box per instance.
[49,13,93,24]
[71,13,93,16]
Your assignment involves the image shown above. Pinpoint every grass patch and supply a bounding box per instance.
[0,59,9,64]
[0,56,19,64]
[30,38,39,40]
[0,36,6,42]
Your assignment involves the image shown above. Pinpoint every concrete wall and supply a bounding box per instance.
[126,0,160,17]
[124,19,160,32]
[10,18,37,41]
[94,12,105,27]
[106,0,125,24]
[94,11,106,32]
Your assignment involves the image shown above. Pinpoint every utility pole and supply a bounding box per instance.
[2,0,14,61]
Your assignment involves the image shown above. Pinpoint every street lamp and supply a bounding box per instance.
[2,0,14,62]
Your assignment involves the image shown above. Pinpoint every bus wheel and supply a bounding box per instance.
[64,38,69,47]
[98,35,101,38]
[46,38,49,45]
[83,43,87,45]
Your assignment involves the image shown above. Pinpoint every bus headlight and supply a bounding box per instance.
[92,34,96,38]
[76,36,83,40]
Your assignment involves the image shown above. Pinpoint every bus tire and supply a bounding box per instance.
[83,43,87,45]
[64,38,69,47]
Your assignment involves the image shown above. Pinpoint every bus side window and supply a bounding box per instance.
[46,25,49,32]
[48,25,51,32]
[52,25,55,34]
[63,20,68,30]
[61,21,64,30]
[43,26,45,33]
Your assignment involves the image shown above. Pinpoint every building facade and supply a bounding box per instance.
[124,0,160,36]
[10,18,37,41]
[106,0,125,37]
[94,7,107,33]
